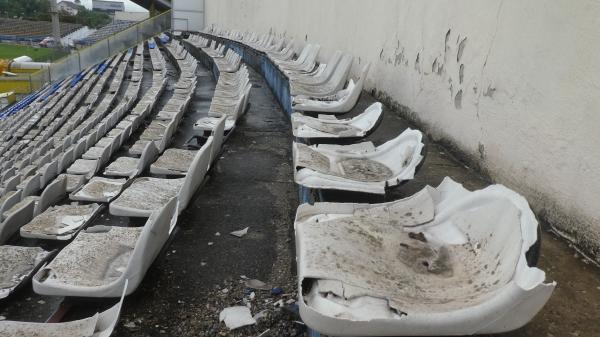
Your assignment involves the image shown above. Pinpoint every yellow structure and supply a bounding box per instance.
[0,91,16,106]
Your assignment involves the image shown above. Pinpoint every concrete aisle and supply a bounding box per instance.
[114,67,300,336]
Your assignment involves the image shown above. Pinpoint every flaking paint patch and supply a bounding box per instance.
[457,37,468,62]
[454,89,463,109]
[414,52,421,72]
[483,85,496,98]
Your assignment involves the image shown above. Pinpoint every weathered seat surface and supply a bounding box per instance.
[20,203,101,240]
[70,177,127,203]
[295,178,555,336]
[0,245,50,299]
[293,129,425,194]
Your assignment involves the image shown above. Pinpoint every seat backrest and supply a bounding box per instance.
[85,130,98,150]
[97,121,107,137]
[21,173,41,198]
[1,167,15,184]
[303,44,321,67]
[122,197,177,293]
[0,189,21,222]
[293,44,312,64]
[135,141,159,178]
[328,54,354,92]
[321,51,343,81]
[340,62,371,110]
[0,198,34,244]
[210,116,227,165]
[178,137,213,213]
[119,124,133,147]
[3,174,21,192]
[58,146,74,172]
[74,138,87,159]
[36,174,67,215]
[39,159,58,188]
[239,83,253,117]
[159,121,178,153]
[96,138,115,174]
[37,152,52,168]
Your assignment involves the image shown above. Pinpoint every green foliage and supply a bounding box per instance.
[0,42,67,62]
[0,0,111,28]
[0,0,50,20]
[62,7,111,28]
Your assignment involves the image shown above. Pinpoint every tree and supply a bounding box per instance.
[0,1,111,29]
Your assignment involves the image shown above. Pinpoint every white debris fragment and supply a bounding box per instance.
[253,309,268,321]
[219,306,256,330]
[230,227,249,238]
[208,242,214,246]
[215,232,221,236]
[245,279,270,290]
[123,321,137,329]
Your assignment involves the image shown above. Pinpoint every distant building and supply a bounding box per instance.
[58,1,83,16]
[114,11,149,22]
[92,0,125,14]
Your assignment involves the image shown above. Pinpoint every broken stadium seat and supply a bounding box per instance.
[293,128,425,194]
[70,177,127,203]
[0,281,126,335]
[290,54,353,97]
[104,141,159,178]
[0,246,51,299]
[292,102,383,139]
[110,137,214,217]
[33,198,177,298]
[294,177,555,336]
[20,203,102,240]
[292,63,371,114]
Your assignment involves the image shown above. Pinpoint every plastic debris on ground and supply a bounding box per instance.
[219,306,256,330]
[230,227,249,238]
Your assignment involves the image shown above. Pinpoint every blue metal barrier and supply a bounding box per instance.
[70,71,85,87]
[198,33,294,116]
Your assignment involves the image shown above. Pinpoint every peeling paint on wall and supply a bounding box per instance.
[454,89,463,109]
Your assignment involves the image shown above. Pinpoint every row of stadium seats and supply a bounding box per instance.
[0,33,252,335]
[0,18,82,41]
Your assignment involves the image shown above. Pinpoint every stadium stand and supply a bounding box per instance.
[0,31,250,334]
[75,20,137,45]
[0,20,554,335]
[0,18,82,42]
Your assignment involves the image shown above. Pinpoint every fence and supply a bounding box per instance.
[13,10,171,93]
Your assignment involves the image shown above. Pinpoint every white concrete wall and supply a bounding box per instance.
[205,0,600,260]
[114,11,149,22]
[173,0,205,32]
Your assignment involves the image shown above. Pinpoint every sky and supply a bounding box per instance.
[61,0,148,13]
